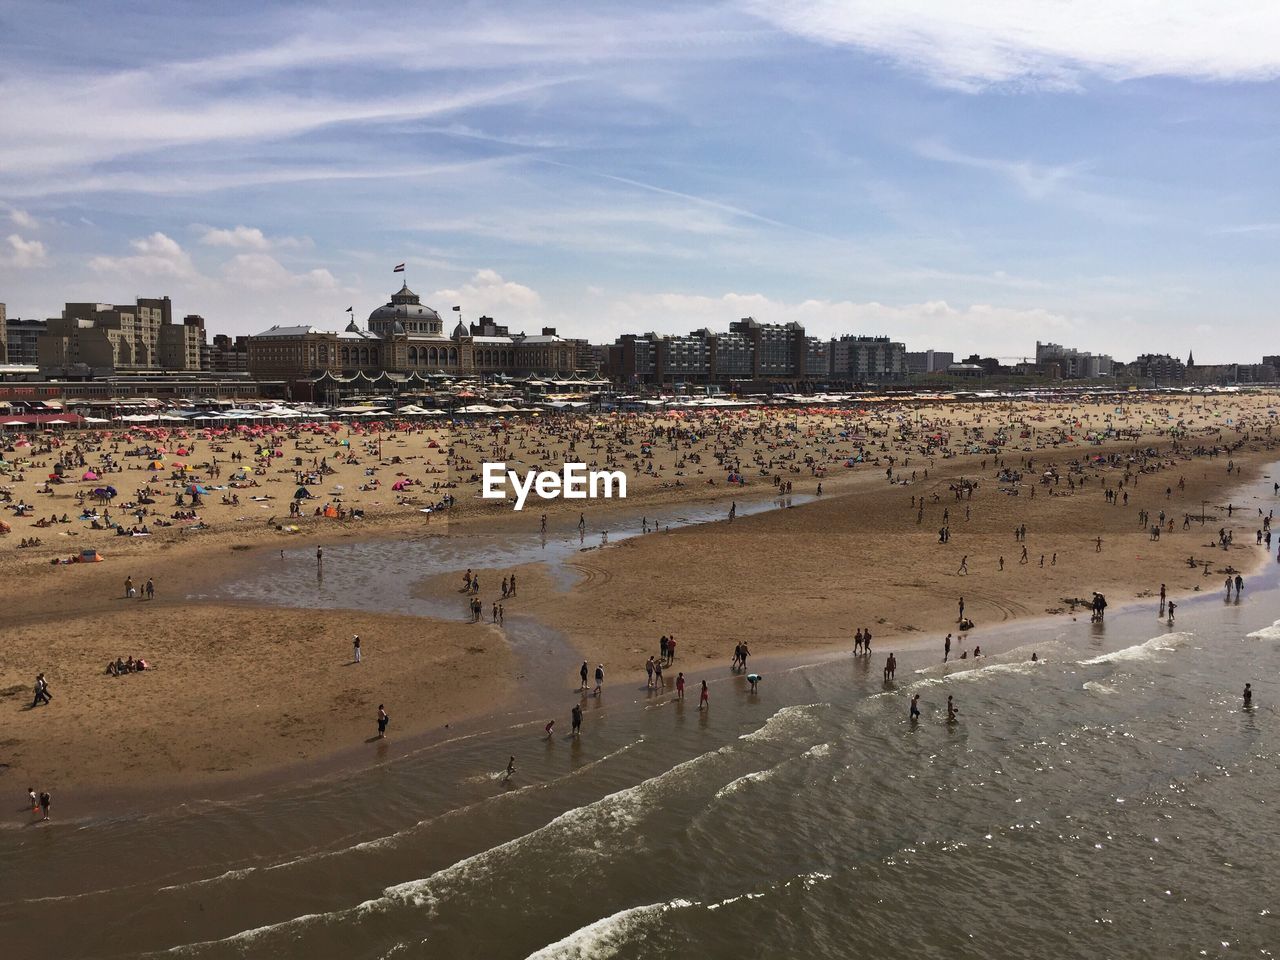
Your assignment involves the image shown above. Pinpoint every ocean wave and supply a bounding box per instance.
[1082,680,1117,695]
[384,746,734,910]
[1246,620,1280,641]
[1078,632,1191,665]
[523,900,693,959]
[738,702,827,742]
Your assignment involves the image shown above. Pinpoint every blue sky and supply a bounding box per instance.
[1,0,1278,362]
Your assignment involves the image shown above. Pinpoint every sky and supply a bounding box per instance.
[1,0,1278,363]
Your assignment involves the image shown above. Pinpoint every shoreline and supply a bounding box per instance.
[3,396,1278,816]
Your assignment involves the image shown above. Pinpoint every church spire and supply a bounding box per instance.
[1187,350,1195,368]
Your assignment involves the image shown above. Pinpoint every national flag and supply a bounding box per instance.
[393,263,405,273]
[345,306,353,313]
[452,305,461,312]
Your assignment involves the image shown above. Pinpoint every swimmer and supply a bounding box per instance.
[503,755,516,782]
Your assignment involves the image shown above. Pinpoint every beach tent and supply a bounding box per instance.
[188,484,209,495]
[294,486,313,499]
[148,460,164,470]
[78,548,104,563]
[82,470,99,480]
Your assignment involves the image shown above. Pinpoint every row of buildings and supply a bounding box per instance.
[2,298,249,374]
[603,321,924,386]
[3,290,1277,400]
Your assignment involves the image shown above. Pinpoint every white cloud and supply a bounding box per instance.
[198,224,310,250]
[747,1,1280,90]
[9,209,38,229]
[430,269,543,320]
[221,253,339,292]
[2,233,48,267]
[88,232,196,279]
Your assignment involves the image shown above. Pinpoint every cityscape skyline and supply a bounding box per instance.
[3,1,1279,363]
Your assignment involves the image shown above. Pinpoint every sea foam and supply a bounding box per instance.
[1078,632,1190,665]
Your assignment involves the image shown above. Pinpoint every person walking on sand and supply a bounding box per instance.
[352,634,361,663]
[699,680,710,710]
[957,555,968,575]
[31,672,51,707]
[580,660,589,692]
[571,703,583,735]
[676,672,685,700]
[377,704,389,739]
[145,577,155,600]
[28,787,38,815]
[124,575,134,598]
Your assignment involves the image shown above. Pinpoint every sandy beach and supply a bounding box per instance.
[2,392,1278,802]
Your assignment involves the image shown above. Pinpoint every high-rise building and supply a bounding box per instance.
[37,296,203,376]
[5,316,45,365]
[830,335,907,382]
[905,349,954,375]
[0,303,7,362]
[1035,341,1113,378]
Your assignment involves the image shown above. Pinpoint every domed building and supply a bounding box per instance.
[249,282,589,397]
[367,284,443,337]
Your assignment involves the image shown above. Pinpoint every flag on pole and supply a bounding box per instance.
[345,306,353,313]
[452,305,461,312]
[393,263,405,273]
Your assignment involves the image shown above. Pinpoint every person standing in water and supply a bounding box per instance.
[594,664,604,697]
[909,694,920,721]
[1167,600,1177,624]
[747,673,761,693]
[571,703,583,735]
[944,633,952,662]
[699,679,710,710]
[503,756,516,782]
[946,696,958,723]
[1159,583,1167,616]
[377,704,389,739]
[1243,683,1253,708]
[39,790,51,821]
[579,661,589,692]
[676,672,685,700]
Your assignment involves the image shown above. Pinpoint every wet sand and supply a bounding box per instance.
[2,394,1278,806]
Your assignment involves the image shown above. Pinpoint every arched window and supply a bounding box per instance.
[370,348,379,367]
[429,347,438,365]
[360,347,369,365]
[340,347,349,364]
[409,346,418,364]
[449,347,458,365]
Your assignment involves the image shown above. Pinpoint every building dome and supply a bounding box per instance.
[368,284,443,336]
